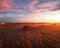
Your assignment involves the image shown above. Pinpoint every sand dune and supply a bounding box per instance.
[0,23,60,48]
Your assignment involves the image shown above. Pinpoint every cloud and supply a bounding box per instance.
[0,0,12,12]
[37,3,53,9]
[30,0,39,5]
[28,2,54,13]
[0,0,60,13]
[0,0,14,3]
[28,0,39,9]
[51,2,60,11]
[28,2,60,13]
[15,2,55,13]
[0,2,10,7]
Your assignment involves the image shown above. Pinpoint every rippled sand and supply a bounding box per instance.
[0,23,60,48]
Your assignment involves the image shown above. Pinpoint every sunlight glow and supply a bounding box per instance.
[32,11,60,23]
[43,12,60,23]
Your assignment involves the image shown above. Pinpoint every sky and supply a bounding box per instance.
[0,0,60,23]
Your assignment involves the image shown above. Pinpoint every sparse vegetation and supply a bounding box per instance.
[23,25,30,30]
